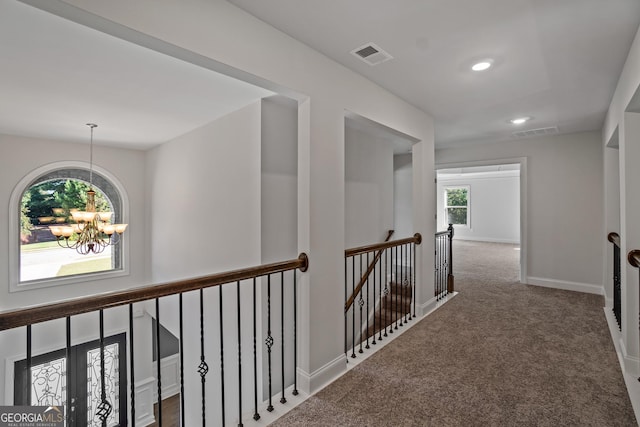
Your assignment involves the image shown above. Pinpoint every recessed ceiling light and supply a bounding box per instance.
[471,61,492,71]
[510,117,531,125]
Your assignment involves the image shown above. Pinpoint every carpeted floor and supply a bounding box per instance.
[270,240,637,426]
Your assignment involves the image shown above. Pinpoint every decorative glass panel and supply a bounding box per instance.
[86,343,119,427]
[30,357,66,407]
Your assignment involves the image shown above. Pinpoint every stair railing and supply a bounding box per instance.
[0,253,308,426]
[608,232,622,329]
[435,224,455,300]
[344,232,422,360]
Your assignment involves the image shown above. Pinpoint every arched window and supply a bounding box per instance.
[10,162,128,291]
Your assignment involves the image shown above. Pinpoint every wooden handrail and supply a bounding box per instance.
[0,253,309,331]
[344,230,394,313]
[629,250,640,268]
[608,232,621,247]
[344,232,423,313]
[345,233,422,258]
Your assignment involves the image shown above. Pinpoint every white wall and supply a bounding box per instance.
[436,131,603,293]
[261,96,298,263]
[437,172,520,244]
[393,154,413,239]
[146,103,262,424]
[23,0,436,396]
[260,95,298,398]
[344,126,394,248]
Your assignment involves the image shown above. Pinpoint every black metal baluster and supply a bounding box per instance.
[358,254,364,353]
[26,325,31,404]
[98,309,112,427]
[365,252,370,349]
[413,243,417,318]
[155,300,162,427]
[344,256,348,360]
[220,285,226,426]
[394,245,398,331]
[129,306,136,427]
[438,236,442,299]
[384,247,389,337]
[399,244,404,327]
[266,275,274,412]
[66,317,71,423]
[436,236,440,299]
[372,253,377,346]
[378,248,383,342]
[252,278,260,421]
[351,256,356,358]
[293,270,299,396]
[280,272,287,404]
[198,289,208,427]
[179,295,185,427]
[448,224,454,295]
[405,244,410,323]
[237,281,243,427]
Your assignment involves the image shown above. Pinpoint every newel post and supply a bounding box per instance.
[447,223,455,293]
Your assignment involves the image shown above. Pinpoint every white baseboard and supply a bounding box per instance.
[417,296,437,317]
[603,308,640,422]
[152,354,180,401]
[620,338,640,378]
[526,276,603,295]
[297,353,346,395]
[455,236,520,245]
[135,377,156,426]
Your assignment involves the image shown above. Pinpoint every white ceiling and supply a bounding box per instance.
[229,0,640,147]
[0,0,273,149]
[3,1,639,150]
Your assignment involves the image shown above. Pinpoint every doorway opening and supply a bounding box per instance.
[436,160,526,283]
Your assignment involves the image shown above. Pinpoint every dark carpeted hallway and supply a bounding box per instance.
[271,240,636,426]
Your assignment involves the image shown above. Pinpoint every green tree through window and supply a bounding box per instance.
[445,187,469,225]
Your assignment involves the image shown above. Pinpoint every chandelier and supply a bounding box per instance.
[49,124,128,255]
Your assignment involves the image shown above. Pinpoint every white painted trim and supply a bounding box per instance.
[604,307,640,421]
[417,295,438,317]
[135,377,156,426]
[296,353,346,395]
[526,276,603,295]
[436,157,527,283]
[605,296,613,309]
[152,354,180,402]
[454,236,520,245]
[8,160,131,292]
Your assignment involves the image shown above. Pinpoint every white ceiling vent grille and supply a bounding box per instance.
[512,126,559,138]
[350,43,393,66]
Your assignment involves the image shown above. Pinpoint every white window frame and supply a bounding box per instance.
[9,161,130,292]
[444,185,470,227]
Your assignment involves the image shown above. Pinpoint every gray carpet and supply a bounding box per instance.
[271,240,637,426]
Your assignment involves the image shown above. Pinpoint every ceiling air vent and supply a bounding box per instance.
[350,43,393,66]
[512,126,559,138]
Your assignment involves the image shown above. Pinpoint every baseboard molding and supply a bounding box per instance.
[135,377,156,426]
[455,236,520,245]
[297,353,346,395]
[417,296,438,317]
[526,276,603,295]
[603,308,640,422]
[620,338,640,378]
[152,354,181,401]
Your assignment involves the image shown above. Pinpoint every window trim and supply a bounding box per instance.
[444,185,470,227]
[9,161,130,292]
